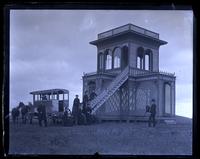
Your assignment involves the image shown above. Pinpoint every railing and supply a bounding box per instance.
[98,24,159,40]
[129,67,175,77]
[84,71,97,76]
[91,66,129,112]
[84,67,175,78]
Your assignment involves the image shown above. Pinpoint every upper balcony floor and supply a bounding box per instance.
[83,66,175,81]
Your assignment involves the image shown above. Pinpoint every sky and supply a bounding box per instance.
[10,10,193,118]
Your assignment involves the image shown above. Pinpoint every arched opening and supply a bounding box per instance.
[105,50,112,70]
[137,57,141,69]
[145,49,153,71]
[113,47,121,68]
[164,83,171,115]
[145,54,150,70]
[137,47,144,69]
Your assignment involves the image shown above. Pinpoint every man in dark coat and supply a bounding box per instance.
[148,99,156,127]
[89,90,97,101]
[37,104,47,127]
[72,95,80,125]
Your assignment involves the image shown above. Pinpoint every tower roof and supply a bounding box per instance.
[90,23,167,46]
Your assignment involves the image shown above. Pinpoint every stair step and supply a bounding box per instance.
[91,66,129,113]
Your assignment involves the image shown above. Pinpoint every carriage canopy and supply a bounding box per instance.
[30,89,69,113]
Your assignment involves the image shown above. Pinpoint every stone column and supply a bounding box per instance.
[112,50,114,69]
[140,58,142,69]
[157,79,164,117]
[97,53,99,72]
[149,54,151,71]
[171,81,176,116]
[143,54,145,70]
[102,53,106,72]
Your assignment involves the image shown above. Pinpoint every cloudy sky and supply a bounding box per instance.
[10,10,193,118]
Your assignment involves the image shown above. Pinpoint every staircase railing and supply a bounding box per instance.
[91,66,129,114]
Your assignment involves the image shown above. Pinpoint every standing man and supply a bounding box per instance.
[37,104,47,127]
[72,95,80,125]
[89,90,97,101]
[148,99,156,127]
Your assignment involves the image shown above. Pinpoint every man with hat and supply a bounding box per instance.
[148,99,157,127]
[72,95,80,125]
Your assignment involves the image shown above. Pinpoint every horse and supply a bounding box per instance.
[11,107,20,124]
[20,104,30,124]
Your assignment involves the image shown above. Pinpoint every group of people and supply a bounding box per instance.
[11,92,157,127]
[36,90,98,127]
[72,90,97,125]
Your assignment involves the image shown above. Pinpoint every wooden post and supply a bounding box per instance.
[112,51,114,69]
[33,94,35,105]
[140,58,142,69]
[143,54,145,70]
[149,54,151,71]
[57,92,59,100]
[51,91,53,100]
[127,80,130,122]
[119,87,122,122]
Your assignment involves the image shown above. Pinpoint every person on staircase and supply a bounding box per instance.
[89,90,97,101]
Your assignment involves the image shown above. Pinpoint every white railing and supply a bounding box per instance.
[98,24,159,40]
[84,67,175,78]
[129,67,175,77]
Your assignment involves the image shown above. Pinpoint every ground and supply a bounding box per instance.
[9,116,192,155]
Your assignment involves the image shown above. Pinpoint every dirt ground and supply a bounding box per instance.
[8,116,192,155]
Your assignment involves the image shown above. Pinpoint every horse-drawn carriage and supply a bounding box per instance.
[29,89,73,126]
[11,88,98,126]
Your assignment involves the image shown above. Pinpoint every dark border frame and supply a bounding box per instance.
[1,1,198,159]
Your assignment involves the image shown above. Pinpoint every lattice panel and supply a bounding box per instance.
[129,88,136,111]
[121,86,129,112]
[136,88,152,110]
[96,103,106,115]
[105,89,120,113]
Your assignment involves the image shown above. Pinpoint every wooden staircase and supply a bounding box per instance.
[91,66,129,114]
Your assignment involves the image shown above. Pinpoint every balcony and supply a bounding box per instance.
[98,23,159,40]
[84,67,175,78]
[129,67,175,77]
